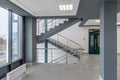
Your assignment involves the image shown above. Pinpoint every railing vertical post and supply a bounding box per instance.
[67,40,69,47]
[38,21,40,35]
[57,34,59,42]
[51,49,53,63]
[66,53,68,64]
[79,52,80,61]
[55,19,57,26]
[37,20,38,35]
[52,20,53,29]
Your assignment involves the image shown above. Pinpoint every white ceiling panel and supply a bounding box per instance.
[84,12,120,26]
[84,19,100,25]
[9,0,80,16]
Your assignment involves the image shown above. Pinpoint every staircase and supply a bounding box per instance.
[36,18,80,43]
[47,38,82,60]
[36,18,83,64]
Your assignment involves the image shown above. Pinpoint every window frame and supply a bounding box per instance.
[0,8,25,79]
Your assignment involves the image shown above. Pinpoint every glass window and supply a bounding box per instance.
[0,7,9,66]
[12,13,23,62]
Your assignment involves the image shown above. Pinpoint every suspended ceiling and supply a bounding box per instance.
[84,12,120,26]
[9,0,80,17]
[7,0,120,25]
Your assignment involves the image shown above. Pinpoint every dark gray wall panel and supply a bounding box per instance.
[0,0,33,16]
[0,59,24,79]
[0,65,9,78]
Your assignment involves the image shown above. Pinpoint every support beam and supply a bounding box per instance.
[44,19,48,63]
[100,1,117,80]
[45,40,48,63]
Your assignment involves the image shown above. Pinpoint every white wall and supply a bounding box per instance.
[51,22,120,53]
[36,43,45,63]
[117,27,120,54]
[51,23,99,53]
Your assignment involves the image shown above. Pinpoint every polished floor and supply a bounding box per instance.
[2,54,119,80]
[20,54,120,80]
[22,55,99,80]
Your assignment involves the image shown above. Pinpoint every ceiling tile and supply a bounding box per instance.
[9,0,80,16]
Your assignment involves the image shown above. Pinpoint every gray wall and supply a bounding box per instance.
[25,17,36,63]
[0,0,32,16]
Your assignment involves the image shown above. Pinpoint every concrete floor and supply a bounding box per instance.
[3,54,119,80]
[20,54,120,80]
[22,55,99,80]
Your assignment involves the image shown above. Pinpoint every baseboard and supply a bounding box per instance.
[26,62,37,67]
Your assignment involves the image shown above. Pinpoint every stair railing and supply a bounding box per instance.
[47,38,84,64]
[37,19,45,35]
[55,54,79,64]
[50,51,80,64]
[47,34,84,63]
[47,19,68,31]
[37,19,68,35]
[36,48,80,64]
[36,48,61,63]
[54,34,83,51]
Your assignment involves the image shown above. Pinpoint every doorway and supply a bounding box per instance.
[89,29,100,54]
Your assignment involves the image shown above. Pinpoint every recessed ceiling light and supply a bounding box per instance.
[63,5,66,10]
[59,5,63,11]
[59,4,73,11]
[69,5,73,10]
[66,5,69,10]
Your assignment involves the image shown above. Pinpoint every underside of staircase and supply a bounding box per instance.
[47,38,80,59]
[36,18,81,60]
[36,18,80,43]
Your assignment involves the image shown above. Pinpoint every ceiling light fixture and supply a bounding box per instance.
[59,5,63,11]
[59,4,73,11]
[69,5,73,10]
[66,5,69,10]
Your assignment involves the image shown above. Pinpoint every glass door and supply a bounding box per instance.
[89,30,100,54]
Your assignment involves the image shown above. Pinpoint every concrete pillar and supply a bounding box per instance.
[25,17,36,63]
[100,1,117,80]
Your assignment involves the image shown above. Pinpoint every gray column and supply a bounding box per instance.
[25,17,36,63]
[100,1,117,80]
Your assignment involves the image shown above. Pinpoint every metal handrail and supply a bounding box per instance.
[57,34,82,49]
[36,44,84,64]
[37,48,60,50]
[37,19,55,35]
[50,53,69,63]
[37,19,54,27]
[47,34,83,63]
[55,55,75,63]
[36,47,81,64]
[54,51,80,63]
[37,19,68,35]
